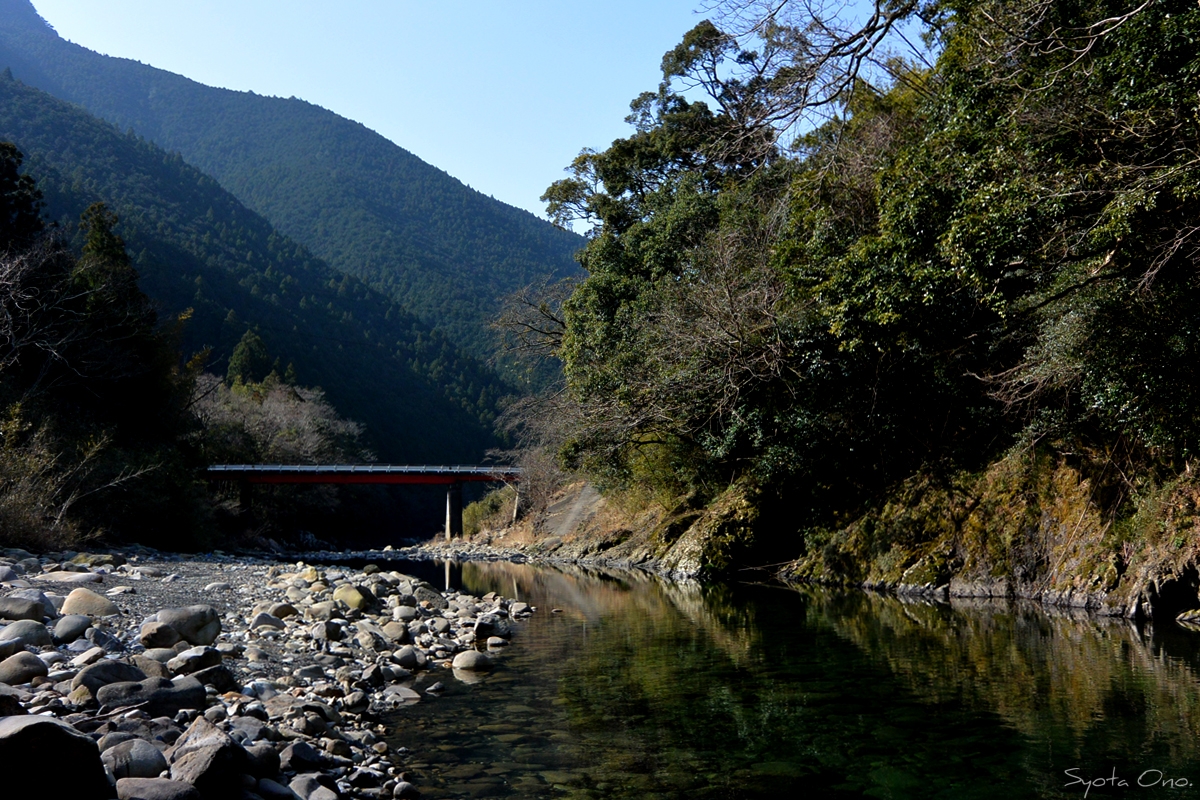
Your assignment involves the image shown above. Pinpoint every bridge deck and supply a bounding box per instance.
[206,464,520,485]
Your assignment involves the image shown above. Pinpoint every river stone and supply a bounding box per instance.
[332,584,368,610]
[97,676,206,717]
[5,588,55,618]
[71,552,125,568]
[132,654,172,679]
[510,601,530,614]
[394,645,426,670]
[156,606,220,646]
[0,651,49,684]
[451,650,494,671]
[0,595,43,621]
[250,612,286,630]
[280,740,327,772]
[0,619,51,647]
[191,664,238,693]
[167,716,251,797]
[54,613,92,644]
[413,584,448,610]
[73,660,148,695]
[487,636,509,647]
[381,621,409,643]
[0,715,112,798]
[140,623,182,652]
[0,565,17,583]
[38,570,103,584]
[268,603,299,619]
[61,586,120,616]
[85,625,124,653]
[474,613,513,639]
[244,741,281,778]
[167,646,222,675]
[116,777,202,800]
[103,736,170,779]
[393,781,421,799]
[392,605,418,622]
[310,621,342,641]
[257,777,300,800]
[0,639,21,661]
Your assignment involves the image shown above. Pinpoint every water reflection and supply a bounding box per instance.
[377,560,1200,799]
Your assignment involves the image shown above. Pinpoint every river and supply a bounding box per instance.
[373,559,1200,799]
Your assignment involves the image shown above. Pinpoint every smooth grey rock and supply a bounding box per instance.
[510,601,530,614]
[0,595,43,621]
[0,619,51,647]
[54,613,92,644]
[0,651,48,685]
[289,774,338,800]
[167,646,222,675]
[61,586,120,616]
[0,715,111,798]
[191,664,238,693]
[473,613,512,639]
[250,612,286,630]
[116,777,202,800]
[393,781,421,799]
[5,588,56,618]
[257,778,301,800]
[451,650,494,671]
[140,621,182,649]
[102,736,169,779]
[156,606,220,646]
[394,645,425,670]
[279,740,326,772]
[0,639,24,660]
[85,625,124,653]
[0,565,17,583]
[98,731,140,751]
[97,676,205,717]
[73,660,147,696]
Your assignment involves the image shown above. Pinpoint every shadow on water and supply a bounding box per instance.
[374,559,1200,799]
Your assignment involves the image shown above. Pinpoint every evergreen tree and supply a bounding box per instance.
[226,329,270,385]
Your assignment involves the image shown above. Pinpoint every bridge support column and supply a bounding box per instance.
[445,481,463,541]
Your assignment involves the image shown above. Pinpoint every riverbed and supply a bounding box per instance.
[373,558,1200,799]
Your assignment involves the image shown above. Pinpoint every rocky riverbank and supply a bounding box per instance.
[0,546,533,800]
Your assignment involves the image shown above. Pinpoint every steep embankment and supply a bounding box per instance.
[0,72,503,463]
[0,0,583,365]
[493,460,1200,625]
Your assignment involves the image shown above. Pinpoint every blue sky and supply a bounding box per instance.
[29,1,706,221]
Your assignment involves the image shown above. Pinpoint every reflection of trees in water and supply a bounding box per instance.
[443,562,1200,797]
[805,589,1200,771]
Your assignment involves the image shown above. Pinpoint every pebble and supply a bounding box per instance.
[0,547,536,800]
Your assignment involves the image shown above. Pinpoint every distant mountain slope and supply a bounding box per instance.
[0,71,507,463]
[0,0,583,365]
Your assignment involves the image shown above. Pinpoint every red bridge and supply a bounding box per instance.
[206,464,521,539]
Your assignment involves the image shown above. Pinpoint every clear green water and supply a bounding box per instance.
[381,560,1200,799]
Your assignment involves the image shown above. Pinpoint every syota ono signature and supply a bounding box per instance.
[1065,768,1193,797]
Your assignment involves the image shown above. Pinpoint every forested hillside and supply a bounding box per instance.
[0,0,583,367]
[0,71,507,464]
[516,0,1200,601]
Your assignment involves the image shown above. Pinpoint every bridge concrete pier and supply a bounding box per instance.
[445,481,463,541]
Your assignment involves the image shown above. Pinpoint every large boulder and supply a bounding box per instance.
[53,614,93,644]
[166,716,251,798]
[451,650,494,672]
[73,660,148,697]
[155,606,220,646]
[0,715,112,798]
[0,619,52,647]
[413,584,448,610]
[61,587,121,617]
[332,584,369,611]
[102,737,169,779]
[0,595,44,621]
[473,613,513,639]
[0,651,49,685]
[139,621,182,649]
[5,588,56,618]
[96,676,206,717]
[166,646,222,675]
[116,777,201,800]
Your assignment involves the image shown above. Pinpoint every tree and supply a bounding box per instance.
[0,142,44,253]
[226,329,271,385]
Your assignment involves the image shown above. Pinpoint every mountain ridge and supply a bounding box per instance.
[0,0,583,364]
